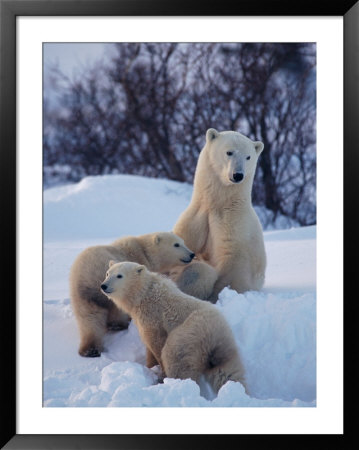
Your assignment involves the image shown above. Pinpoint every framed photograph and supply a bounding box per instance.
[1,0,356,448]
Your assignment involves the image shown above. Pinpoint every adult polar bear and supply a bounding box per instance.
[174,128,266,302]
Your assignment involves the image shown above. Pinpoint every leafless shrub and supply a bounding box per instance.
[44,43,316,226]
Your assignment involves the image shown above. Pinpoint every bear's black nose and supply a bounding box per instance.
[233,172,244,182]
[190,253,195,259]
[101,284,108,291]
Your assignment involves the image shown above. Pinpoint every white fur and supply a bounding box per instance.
[101,261,247,395]
[70,232,194,357]
[174,129,266,302]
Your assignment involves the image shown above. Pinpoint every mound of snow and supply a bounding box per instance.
[44,174,192,241]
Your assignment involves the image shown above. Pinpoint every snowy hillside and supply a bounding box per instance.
[43,174,316,407]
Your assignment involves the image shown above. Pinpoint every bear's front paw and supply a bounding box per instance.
[107,321,128,331]
[150,364,165,383]
[79,347,101,358]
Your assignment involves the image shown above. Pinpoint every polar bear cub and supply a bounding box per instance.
[101,261,247,394]
[70,232,195,357]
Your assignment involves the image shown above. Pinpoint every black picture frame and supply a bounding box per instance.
[1,0,357,448]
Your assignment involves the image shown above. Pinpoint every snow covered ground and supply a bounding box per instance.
[43,174,316,407]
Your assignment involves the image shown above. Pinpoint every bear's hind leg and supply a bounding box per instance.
[161,324,206,385]
[171,261,218,301]
[205,350,247,394]
[207,259,251,302]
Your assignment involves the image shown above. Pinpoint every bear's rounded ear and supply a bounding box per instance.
[137,265,145,274]
[206,128,219,142]
[154,234,161,245]
[108,259,117,268]
[254,141,264,155]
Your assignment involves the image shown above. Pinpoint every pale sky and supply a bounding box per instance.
[43,43,114,78]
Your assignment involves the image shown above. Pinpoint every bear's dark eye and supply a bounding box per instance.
[246,156,251,160]
[226,151,233,156]
[174,243,180,247]
[117,274,122,278]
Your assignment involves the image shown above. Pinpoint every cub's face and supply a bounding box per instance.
[101,261,145,307]
[205,128,264,186]
[154,232,195,269]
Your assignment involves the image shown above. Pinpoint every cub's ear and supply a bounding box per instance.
[108,260,118,268]
[137,265,145,274]
[154,234,161,245]
[206,128,219,142]
[254,141,264,155]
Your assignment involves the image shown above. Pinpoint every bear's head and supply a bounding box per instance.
[101,261,148,311]
[205,128,264,186]
[151,232,195,272]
